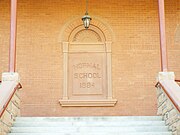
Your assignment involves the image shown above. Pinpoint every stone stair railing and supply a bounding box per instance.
[156,72,180,135]
[0,73,21,135]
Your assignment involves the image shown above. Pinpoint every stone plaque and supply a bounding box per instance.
[69,53,105,95]
[59,24,117,106]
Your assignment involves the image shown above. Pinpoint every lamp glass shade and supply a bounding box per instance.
[82,14,91,29]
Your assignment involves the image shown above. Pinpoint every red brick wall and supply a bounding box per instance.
[0,0,179,116]
[0,1,10,73]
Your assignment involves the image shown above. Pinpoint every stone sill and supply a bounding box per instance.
[59,99,117,107]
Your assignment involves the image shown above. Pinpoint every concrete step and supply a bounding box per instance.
[15,116,163,122]
[8,116,172,135]
[13,121,165,127]
[11,126,169,133]
[8,132,172,135]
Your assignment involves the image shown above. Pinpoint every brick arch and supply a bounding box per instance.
[59,16,115,42]
[69,26,104,43]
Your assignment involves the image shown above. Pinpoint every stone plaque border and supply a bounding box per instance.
[59,17,117,106]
